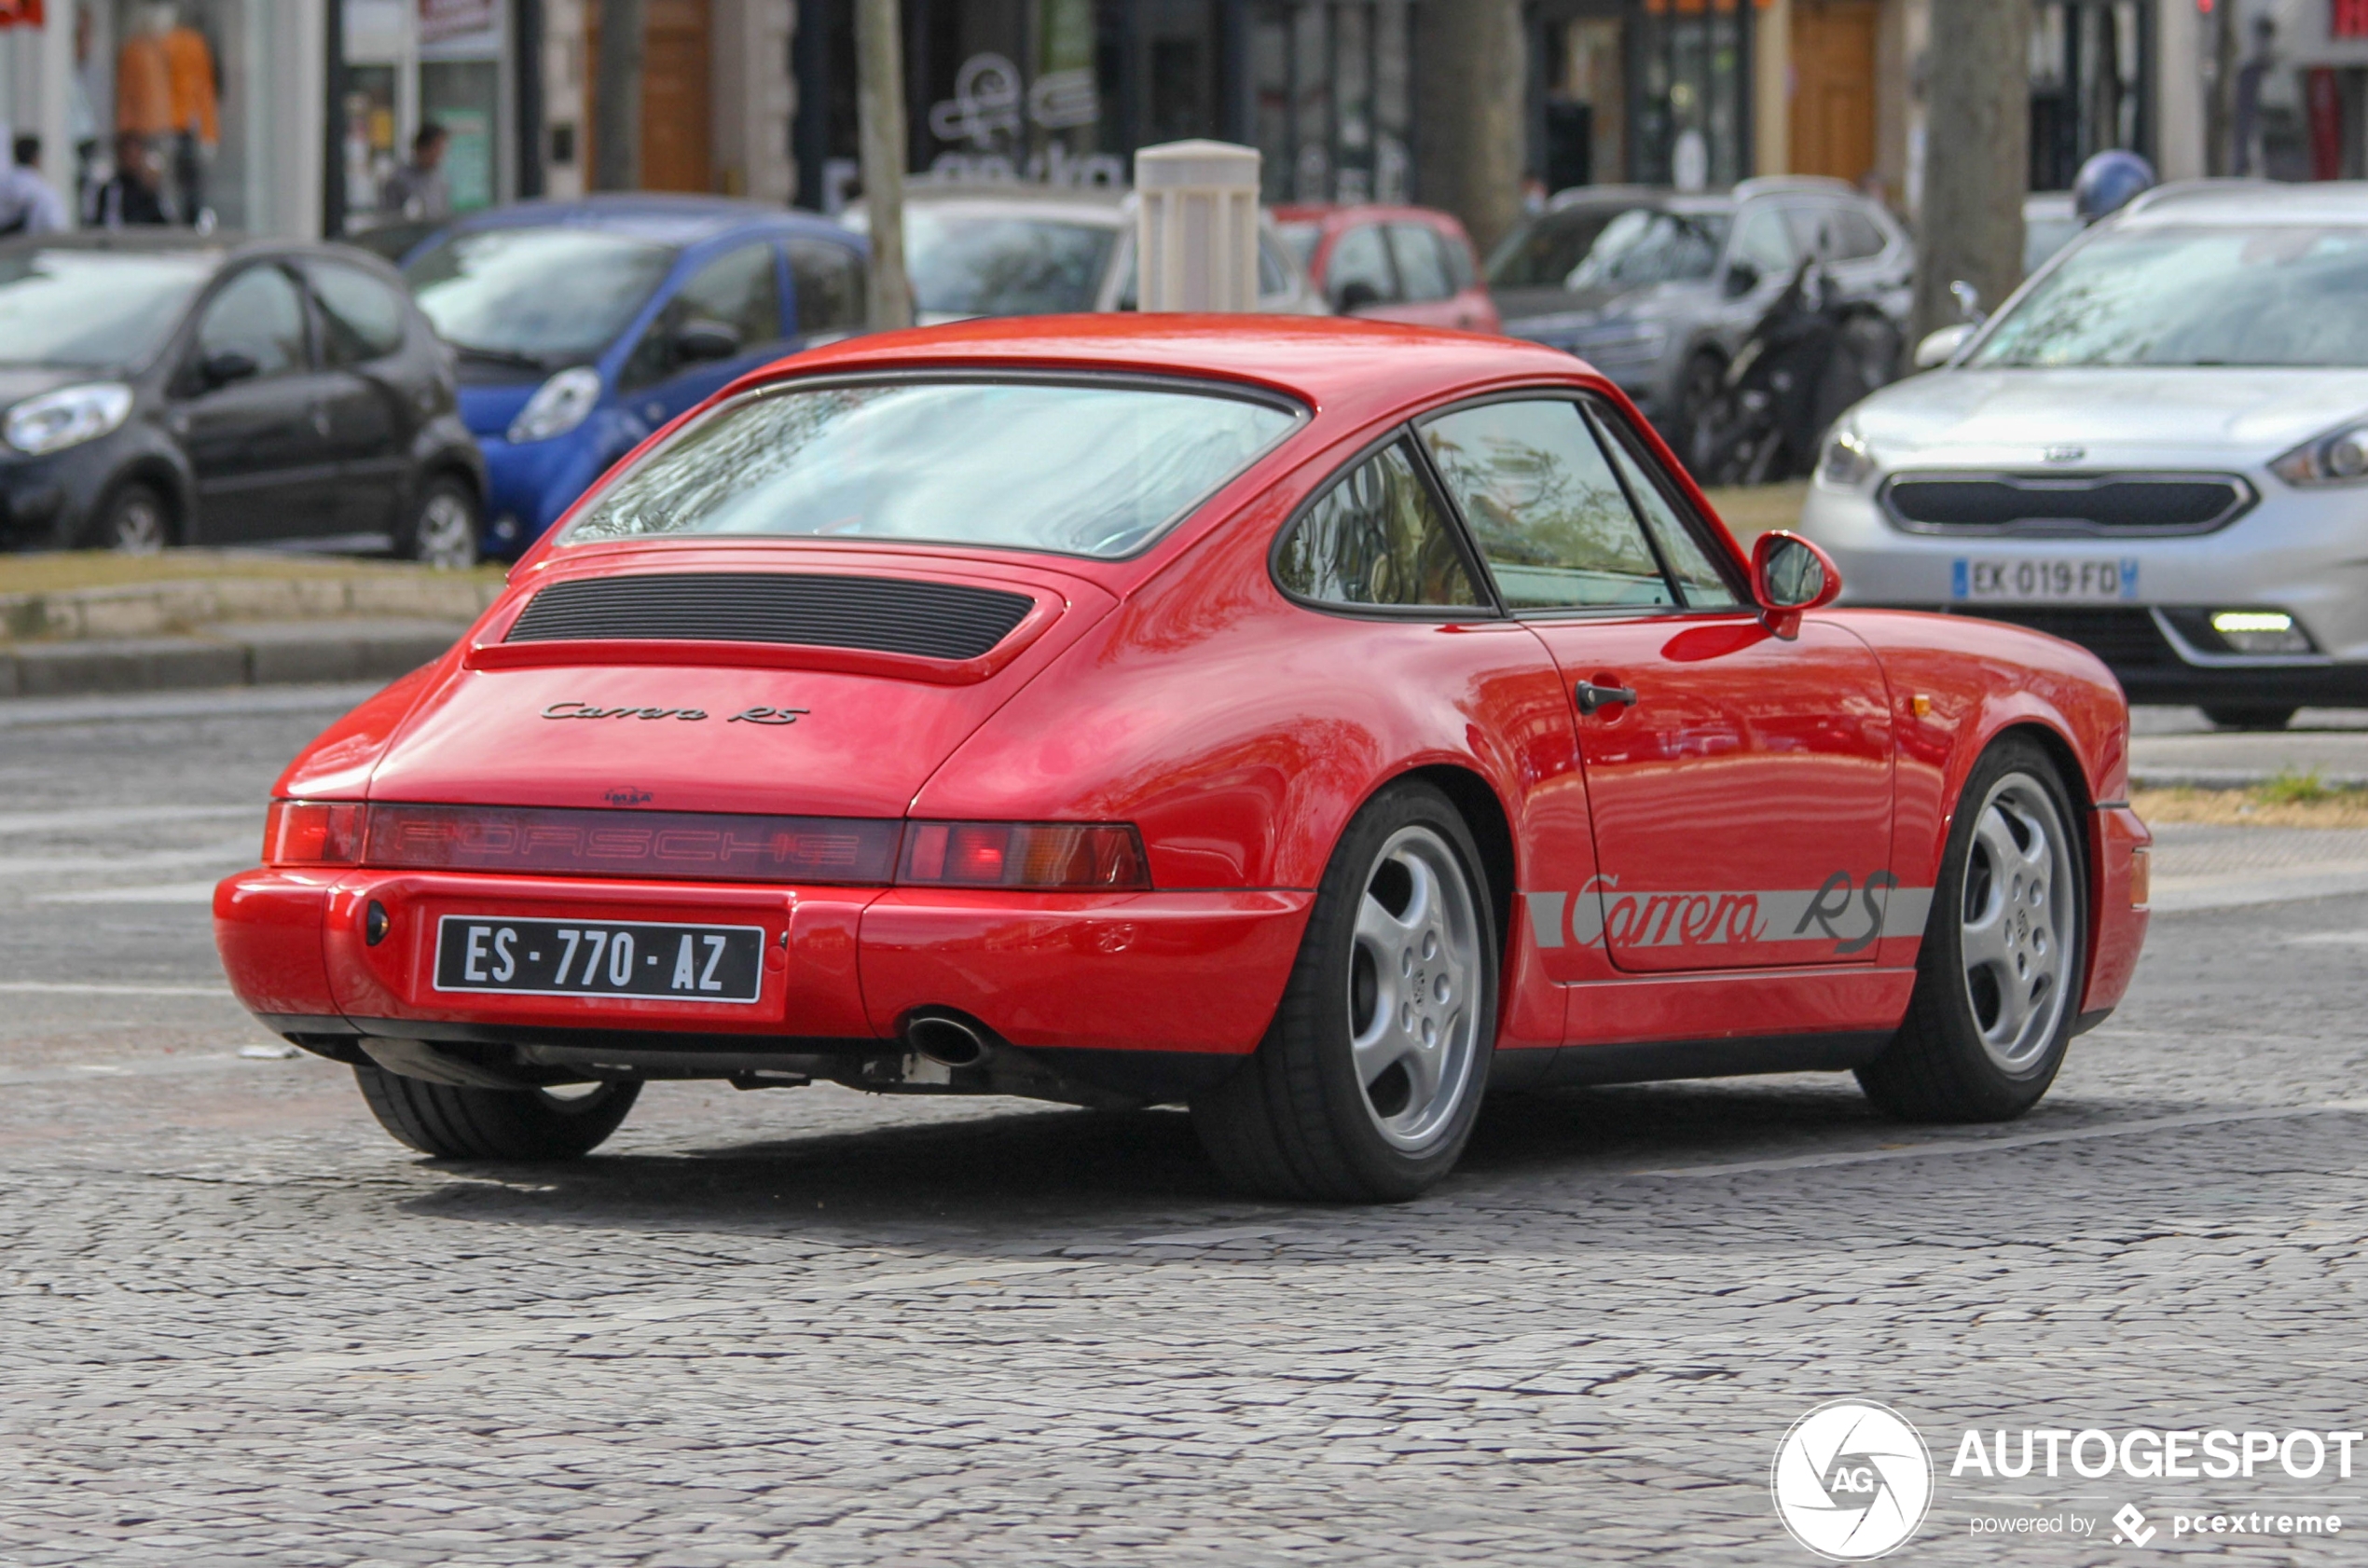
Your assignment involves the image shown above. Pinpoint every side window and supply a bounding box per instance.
[1275,439,1481,610]
[1258,237,1289,299]
[1729,206,1794,281]
[787,238,865,337]
[1438,227,1478,292]
[622,242,781,392]
[1325,224,1398,309]
[194,266,308,380]
[1386,224,1452,302]
[1417,398,1673,611]
[1585,406,1742,609]
[309,261,407,364]
[1833,208,1890,261]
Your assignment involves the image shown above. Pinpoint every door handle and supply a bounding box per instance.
[1576,680,1638,716]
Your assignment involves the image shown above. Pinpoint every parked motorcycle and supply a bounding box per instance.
[1688,257,1894,487]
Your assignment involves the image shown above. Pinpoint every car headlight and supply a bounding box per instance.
[506,366,603,445]
[4,382,134,456]
[1819,425,1879,489]
[2270,419,2368,486]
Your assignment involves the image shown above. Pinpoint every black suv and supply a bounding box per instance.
[0,233,484,564]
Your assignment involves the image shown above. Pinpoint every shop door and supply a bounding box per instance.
[1789,0,1879,186]
[585,0,713,192]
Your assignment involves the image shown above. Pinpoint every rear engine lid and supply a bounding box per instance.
[363,549,1114,819]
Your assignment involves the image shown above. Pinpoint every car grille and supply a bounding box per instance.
[506,573,1038,661]
[1883,473,2252,537]
[1944,606,2177,667]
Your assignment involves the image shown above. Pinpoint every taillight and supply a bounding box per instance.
[899,822,1150,889]
[361,803,903,885]
[264,800,365,865]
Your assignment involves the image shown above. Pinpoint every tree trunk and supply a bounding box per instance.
[1913,0,2031,343]
[592,0,646,193]
[1413,0,1524,256]
[856,0,914,330]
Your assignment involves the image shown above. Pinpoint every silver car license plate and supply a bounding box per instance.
[1951,557,2138,603]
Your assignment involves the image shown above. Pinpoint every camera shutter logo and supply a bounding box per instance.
[1770,1399,1934,1560]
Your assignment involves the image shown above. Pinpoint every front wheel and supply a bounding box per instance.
[1857,737,2086,1121]
[1191,782,1497,1203]
[85,480,172,554]
[354,1065,640,1160]
[396,475,481,569]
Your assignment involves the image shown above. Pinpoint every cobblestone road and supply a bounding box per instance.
[4,689,2366,1566]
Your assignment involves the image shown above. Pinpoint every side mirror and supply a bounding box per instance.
[1752,530,1842,639]
[200,348,258,388]
[1723,260,1760,298]
[1334,279,1384,314]
[1914,323,1976,370]
[673,319,743,364]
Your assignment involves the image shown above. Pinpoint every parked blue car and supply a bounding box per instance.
[401,196,869,557]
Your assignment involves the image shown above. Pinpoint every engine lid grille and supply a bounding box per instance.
[1883,473,2253,537]
[506,572,1038,662]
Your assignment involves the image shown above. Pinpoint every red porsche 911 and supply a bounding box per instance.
[215,316,2150,1203]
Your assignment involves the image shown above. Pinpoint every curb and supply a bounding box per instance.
[2131,769,2368,791]
[0,574,502,641]
[0,619,468,699]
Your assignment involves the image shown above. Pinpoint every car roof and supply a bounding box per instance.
[1539,175,1865,217]
[2117,177,2368,227]
[848,182,1133,228]
[440,193,853,247]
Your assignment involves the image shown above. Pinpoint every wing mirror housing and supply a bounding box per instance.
[1333,279,1384,314]
[674,319,744,364]
[1914,323,1976,370]
[1722,259,1760,297]
[1753,530,1842,640]
[200,348,259,388]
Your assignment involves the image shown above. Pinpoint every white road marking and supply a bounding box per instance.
[34,880,225,905]
[1627,1099,2368,1179]
[0,682,385,731]
[2285,929,2368,945]
[0,981,233,996]
[0,805,257,836]
[0,842,255,876]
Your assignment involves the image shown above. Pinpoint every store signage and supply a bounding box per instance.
[419,0,497,46]
[924,51,1121,189]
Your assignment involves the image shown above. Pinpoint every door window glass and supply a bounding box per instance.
[1387,224,1452,302]
[1259,236,1291,299]
[787,239,865,336]
[1275,440,1480,609]
[1325,224,1398,308]
[195,267,307,380]
[623,242,781,391]
[1418,399,1673,610]
[1729,206,1795,279]
[1831,208,1890,261]
[1586,406,1742,609]
[1438,227,1478,291]
[309,261,408,364]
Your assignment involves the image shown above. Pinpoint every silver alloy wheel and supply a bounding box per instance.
[1348,823,1483,1151]
[1959,772,2075,1071]
[413,488,478,569]
[109,491,168,555]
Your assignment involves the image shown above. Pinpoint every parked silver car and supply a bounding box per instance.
[1486,176,1915,448]
[1804,180,2368,728]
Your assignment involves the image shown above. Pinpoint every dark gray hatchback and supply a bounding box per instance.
[0,233,484,564]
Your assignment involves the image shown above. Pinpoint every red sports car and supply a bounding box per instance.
[215,316,2150,1203]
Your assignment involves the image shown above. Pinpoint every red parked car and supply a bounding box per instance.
[1275,203,1501,334]
[215,315,2149,1202]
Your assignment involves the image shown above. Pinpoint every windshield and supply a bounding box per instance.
[902,211,1118,316]
[1278,222,1321,270]
[0,250,212,368]
[564,379,1301,557]
[1566,208,1729,290]
[1971,224,2368,368]
[405,226,677,364]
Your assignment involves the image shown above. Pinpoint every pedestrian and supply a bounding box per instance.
[0,134,70,237]
[90,131,169,227]
[379,122,451,222]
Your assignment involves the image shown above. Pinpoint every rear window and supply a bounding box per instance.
[563,378,1302,558]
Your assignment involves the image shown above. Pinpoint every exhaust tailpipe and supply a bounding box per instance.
[904,1013,990,1069]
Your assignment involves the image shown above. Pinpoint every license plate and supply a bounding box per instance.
[1951,557,2138,603]
[432,916,765,1003]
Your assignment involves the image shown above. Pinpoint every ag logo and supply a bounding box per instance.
[1770,1399,1933,1560]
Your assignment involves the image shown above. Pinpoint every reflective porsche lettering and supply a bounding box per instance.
[1525,873,1934,954]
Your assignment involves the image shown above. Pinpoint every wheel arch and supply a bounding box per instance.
[99,457,196,545]
[1394,762,1517,964]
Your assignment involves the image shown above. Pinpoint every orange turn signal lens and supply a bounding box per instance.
[2129,846,2151,909]
[264,800,365,865]
[899,822,1150,890]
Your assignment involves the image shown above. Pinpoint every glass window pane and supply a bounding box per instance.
[198,267,307,379]
[1418,399,1673,611]
[788,238,866,336]
[1275,441,1480,609]
[1730,207,1794,275]
[623,242,780,391]
[310,261,408,364]
[1327,224,1397,307]
[1387,224,1452,302]
[1587,406,1741,609]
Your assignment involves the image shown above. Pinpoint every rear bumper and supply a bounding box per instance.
[213,867,1313,1066]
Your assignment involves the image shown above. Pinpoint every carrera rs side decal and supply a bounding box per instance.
[1524,873,1935,957]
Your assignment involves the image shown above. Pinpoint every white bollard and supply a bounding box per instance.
[1134,140,1261,312]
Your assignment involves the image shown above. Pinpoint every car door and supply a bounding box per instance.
[1322,222,1403,317]
[1414,392,1895,972]
[303,257,417,537]
[614,240,792,431]
[173,263,342,542]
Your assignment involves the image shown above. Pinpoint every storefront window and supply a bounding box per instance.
[340,0,509,232]
[1633,0,1747,192]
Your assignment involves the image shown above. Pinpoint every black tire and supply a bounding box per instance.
[2201,705,2297,732]
[1191,781,1498,1203]
[1857,736,2087,1121]
[394,475,481,569]
[354,1065,640,1160]
[83,479,172,554]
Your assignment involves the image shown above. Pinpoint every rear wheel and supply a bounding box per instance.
[85,480,171,554]
[1191,782,1496,1203]
[354,1065,639,1160]
[1857,737,2086,1121]
[396,475,480,569]
[2201,704,2297,731]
